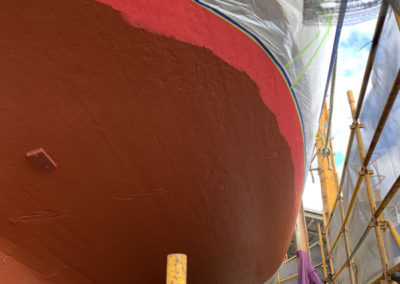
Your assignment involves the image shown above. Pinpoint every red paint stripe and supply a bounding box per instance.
[95,0,304,204]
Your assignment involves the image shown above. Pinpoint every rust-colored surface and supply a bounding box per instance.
[0,245,51,284]
[0,0,294,283]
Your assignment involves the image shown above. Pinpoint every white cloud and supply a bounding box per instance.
[340,19,377,42]
[303,171,323,212]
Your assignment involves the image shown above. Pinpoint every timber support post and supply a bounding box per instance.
[166,253,187,284]
[295,201,310,253]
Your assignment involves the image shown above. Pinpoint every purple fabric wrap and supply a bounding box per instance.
[296,250,323,284]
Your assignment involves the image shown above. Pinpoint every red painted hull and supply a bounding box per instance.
[0,0,302,282]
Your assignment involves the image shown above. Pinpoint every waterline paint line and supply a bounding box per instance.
[192,0,307,179]
[94,0,307,198]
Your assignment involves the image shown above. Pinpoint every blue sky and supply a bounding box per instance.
[302,19,377,211]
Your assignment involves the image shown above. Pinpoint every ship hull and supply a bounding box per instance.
[0,0,302,282]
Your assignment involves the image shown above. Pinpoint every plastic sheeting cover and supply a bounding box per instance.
[357,5,400,268]
[196,2,336,282]
[199,0,334,185]
[329,5,400,283]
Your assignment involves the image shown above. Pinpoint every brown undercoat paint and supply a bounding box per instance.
[0,0,294,282]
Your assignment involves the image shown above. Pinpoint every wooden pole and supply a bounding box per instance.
[166,254,187,284]
[277,272,281,284]
[338,197,356,284]
[375,175,400,219]
[327,107,356,284]
[318,223,328,280]
[295,201,310,253]
[315,103,338,282]
[387,220,400,251]
[323,228,336,283]
[316,104,338,221]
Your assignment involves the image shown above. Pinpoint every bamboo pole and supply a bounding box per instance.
[166,254,187,284]
[332,261,347,281]
[339,197,356,284]
[362,70,400,169]
[316,104,338,223]
[309,240,320,250]
[281,255,296,265]
[387,220,400,251]
[395,11,400,31]
[324,1,389,231]
[280,273,297,283]
[329,131,355,283]
[333,223,373,281]
[330,154,355,283]
[347,90,390,282]
[316,103,336,282]
[329,70,400,281]
[370,262,400,284]
[388,262,400,278]
[375,175,400,219]
[348,223,372,262]
[328,175,362,253]
[325,130,355,229]
[318,223,328,280]
[324,227,336,283]
[279,262,325,283]
[326,80,398,252]
[354,1,388,119]
[316,102,354,282]
[314,262,323,268]
[337,217,400,282]
[333,173,400,281]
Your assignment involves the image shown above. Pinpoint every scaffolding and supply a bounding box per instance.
[277,2,400,283]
